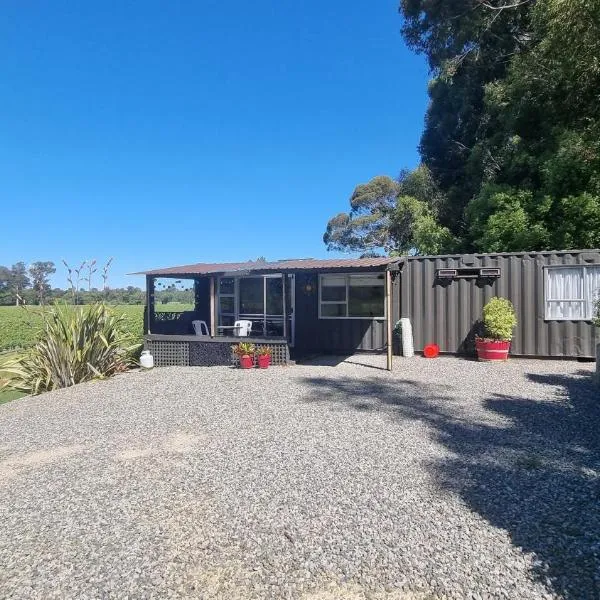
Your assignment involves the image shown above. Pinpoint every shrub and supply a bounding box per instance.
[482,297,517,341]
[594,297,600,328]
[1,303,141,395]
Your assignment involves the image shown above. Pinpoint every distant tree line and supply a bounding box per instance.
[0,259,197,306]
[0,259,146,306]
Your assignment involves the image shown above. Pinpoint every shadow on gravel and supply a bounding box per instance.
[300,369,600,599]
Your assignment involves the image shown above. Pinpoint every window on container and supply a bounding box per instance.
[545,266,600,320]
[319,273,385,319]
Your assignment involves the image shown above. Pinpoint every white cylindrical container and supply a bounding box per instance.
[400,317,414,358]
[140,350,154,369]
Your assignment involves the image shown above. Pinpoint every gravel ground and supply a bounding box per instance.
[0,355,598,599]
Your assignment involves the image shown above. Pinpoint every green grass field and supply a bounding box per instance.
[0,304,148,352]
[0,303,194,353]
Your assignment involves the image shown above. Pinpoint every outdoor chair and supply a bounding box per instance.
[233,320,252,337]
[192,320,210,337]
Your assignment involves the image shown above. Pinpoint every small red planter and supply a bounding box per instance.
[257,355,271,369]
[476,338,511,361]
[239,355,254,369]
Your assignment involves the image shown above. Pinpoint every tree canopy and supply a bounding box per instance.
[324,0,600,255]
[323,167,457,256]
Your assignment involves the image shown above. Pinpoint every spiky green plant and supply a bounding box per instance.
[0,303,141,395]
[231,341,256,357]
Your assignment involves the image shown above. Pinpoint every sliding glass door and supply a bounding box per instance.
[239,277,266,333]
[218,274,294,343]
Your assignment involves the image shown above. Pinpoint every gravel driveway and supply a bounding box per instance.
[0,355,598,599]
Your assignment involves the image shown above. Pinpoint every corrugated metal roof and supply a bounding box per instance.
[133,257,399,276]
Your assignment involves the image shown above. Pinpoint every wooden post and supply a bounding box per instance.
[282,274,287,340]
[386,270,393,371]
[209,277,216,337]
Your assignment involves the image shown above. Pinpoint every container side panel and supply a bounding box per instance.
[401,251,598,358]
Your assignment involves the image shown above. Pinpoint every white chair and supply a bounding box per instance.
[233,320,252,337]
[192,320,210,337]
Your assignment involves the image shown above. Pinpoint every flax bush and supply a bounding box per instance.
[482,297,517,341]
[1,303,140,395]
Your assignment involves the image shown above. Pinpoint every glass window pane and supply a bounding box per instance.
[239,277,264,314]
[219,278,234,295]
[220,315,235,327]
[348,283,384,317]
[321,275,347,302]
[286,275,293,313]
[321,303,346,317]
[322,286,346,302]
[266,277,283,315]
[546,268,583,300]
[322,275,346,287]
[546,301,585,320]
[266,319,283,337]
[219,296,234,314]
[246,318,264,336]
[349,274,385,287]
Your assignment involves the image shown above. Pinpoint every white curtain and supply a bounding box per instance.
[546,268,584,319]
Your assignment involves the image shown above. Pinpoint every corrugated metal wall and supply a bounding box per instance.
[401,251,600,358]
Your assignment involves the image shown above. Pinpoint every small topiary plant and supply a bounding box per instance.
[482,297,517,341]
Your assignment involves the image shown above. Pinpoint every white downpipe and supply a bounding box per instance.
[400,317,414,358]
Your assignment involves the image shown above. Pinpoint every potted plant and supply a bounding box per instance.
[232,341,256,369]
[475,297,517,361]
[256,346,272,369]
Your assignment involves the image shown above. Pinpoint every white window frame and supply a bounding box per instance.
[318,272,386,320]
[544,265,600,321]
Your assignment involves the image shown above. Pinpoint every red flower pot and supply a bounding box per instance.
[239,354,254,369]
[257,355,271,369]
[476,338,511,361]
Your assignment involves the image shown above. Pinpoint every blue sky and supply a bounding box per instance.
[0,1,429,288]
